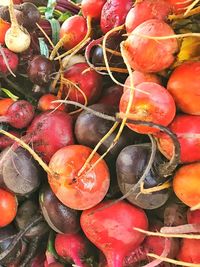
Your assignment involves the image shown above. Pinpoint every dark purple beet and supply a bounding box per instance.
[116,144,170,209]
[0,147,41,196]
[39,184,80,234]
[27,55,55,86]
[75,103,143,159]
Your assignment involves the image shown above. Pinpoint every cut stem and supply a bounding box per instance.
[140,181,171,194]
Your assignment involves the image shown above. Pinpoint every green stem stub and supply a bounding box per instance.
[45,0,57,19]
[39,37,49,58]
[48,18,60,45]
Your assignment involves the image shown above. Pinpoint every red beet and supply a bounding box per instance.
[25,110,74,163]
[0,100,35,129]
[81,200,148,267]
[177,239,200,264]
[63,62,102,105]
[0,47,19,75]
[81,0,106,20]
[187,209,200,224]
[100,0,132,33]
[0,131,20,150]
[55,233,88,267]
[125,0,172,33]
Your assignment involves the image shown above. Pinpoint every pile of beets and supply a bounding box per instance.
[0,0,200,266]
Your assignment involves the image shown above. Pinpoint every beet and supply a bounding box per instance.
[25,110,74,163]
[81,200,148,267]
[0,100,35,129]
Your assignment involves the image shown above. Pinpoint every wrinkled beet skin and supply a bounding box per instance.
[26,110,74,163]
[100,0,132,33]
[0,224,22,265]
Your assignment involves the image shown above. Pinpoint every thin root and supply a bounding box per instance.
[134,227,200,239]
[140,181,171,194]
[146,254,200,267]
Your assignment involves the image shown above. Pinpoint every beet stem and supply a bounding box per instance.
[20,237,40,267]
[161,224,200,234]
[0,216,43,262]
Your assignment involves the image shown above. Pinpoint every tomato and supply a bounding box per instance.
[0,188,17,227]
[119,82,176,134]
[173,163,200,207]
[38,94,65,112]
[0,98,15,116]
[59,15,87,50]
[48,145,110,210]
[157,115,200,163]
[0,19,10,45]
[167,61,200,115]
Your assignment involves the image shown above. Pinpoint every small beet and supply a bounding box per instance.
[0,100,35,129]
[55,233,89,267]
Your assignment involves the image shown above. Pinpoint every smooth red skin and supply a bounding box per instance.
[167,0,193,14]
[0,98,14,116]
[187,209,200,224]
[48,145,110,210]
[0,19,10,44]
[38,94,65,112]
[0,188,17,227]
[0,131,20,150]
[100,0,132,34]
[64,63,102,105]
[59,15,87,50]
[26,110,74,163]
[125,0,171,33]
[55,233,88,267]
[124,71,162,92]
[98,85,123,106]
[167,62,200,115]
[119,82,176,134]
[80,200,148,267]
[82,0,106,19]
[0,48,18,75]
[123,19,178,73]
[177,239,200,263]
[173,163,200,207]
[1,100,35,129]
[157,115,200,163]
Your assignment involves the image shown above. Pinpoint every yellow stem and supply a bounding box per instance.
[184,0,200,15]
[169,5,200,19]
[0,130,54,176]
[77,122,119,176]
[140,181,171,194]
[54,16,92,60]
